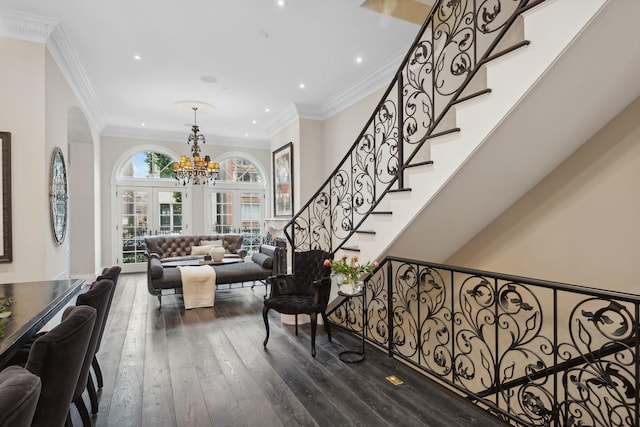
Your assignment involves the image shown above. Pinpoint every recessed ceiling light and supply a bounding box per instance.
[277,0,286,7]
[265,108,270,113]
[356,56,363,64]
[245,133,249,137]
[141,122,145,127]
[299,83,305,89]
[252,120,257,125]
[133,54,141,61]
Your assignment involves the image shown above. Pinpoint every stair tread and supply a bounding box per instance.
[356,230,375,235]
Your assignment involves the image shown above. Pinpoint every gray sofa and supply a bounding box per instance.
[145,234,286,306]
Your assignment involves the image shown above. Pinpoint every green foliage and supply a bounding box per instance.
[144,152,175,178]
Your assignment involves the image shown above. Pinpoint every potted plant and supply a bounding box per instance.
[323,256,379,294]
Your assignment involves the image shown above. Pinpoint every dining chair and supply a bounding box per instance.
[25,305,96,427]
[263,249,332,357]
[87,265,121,413]
[69,279,114,426]
[0,365,41,427]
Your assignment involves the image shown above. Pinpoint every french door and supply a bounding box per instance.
[206,187,265,255]
[116,186,190,272]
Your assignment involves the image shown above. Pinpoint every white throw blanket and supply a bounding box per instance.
[178,265,216,309]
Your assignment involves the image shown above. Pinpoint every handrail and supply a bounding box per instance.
[330,256,640,426]
[284,0,540,255]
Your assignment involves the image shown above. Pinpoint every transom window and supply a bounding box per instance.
[218,156,263,183]
[119,151,176,179]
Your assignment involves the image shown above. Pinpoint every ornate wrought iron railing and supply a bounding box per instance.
[330,256,640,427]
[284,0,546,254]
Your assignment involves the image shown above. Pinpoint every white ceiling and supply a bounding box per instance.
[0,0,420,146]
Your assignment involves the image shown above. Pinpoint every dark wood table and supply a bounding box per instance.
[0,278,85,368]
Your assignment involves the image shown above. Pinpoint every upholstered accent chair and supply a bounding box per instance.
[70,279,114,425]
[0,365,41,427]
[263,249,332,357]
[25,305,96,427]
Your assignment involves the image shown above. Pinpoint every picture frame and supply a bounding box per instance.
[0,132,12,263]
[273,142,294,217]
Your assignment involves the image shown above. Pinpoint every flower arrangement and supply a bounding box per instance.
[323,255,379,284]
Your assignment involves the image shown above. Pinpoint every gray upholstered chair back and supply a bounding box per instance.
[25,305,96,427]
[71,279,114,420]
[0,365,41,427]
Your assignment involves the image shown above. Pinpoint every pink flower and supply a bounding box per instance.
[352,256,358,262]
[351,264,358,270]
[373,261,380,268]
[323,259,331,267]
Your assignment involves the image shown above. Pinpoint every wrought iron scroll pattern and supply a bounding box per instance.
[328,257,640,426]
[285,0,532,255]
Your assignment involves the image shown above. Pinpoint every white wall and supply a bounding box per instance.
[0,38,47,281]
[45,48,90,279]
[447,96,640,293]
[270,120,300,215]
[298,119,324,204]
[322,88,385,177]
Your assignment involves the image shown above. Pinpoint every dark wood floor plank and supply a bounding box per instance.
[224,321,320,427]
[141,296,176,427]
[86,273,507,427]
[237,396,285,427]
[93,274,140,427]
[164,305,213,426]
[106,273,148,426]
[200,372,248,427]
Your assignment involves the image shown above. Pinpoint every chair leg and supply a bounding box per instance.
[73,395,92,427]
[310,313,318,358]
[321,311,332,342]
[295,314,298,336]
[92,355,104,388]
[87,374,99,414]
[262,306,270,347]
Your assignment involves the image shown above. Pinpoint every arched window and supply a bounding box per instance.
[216,156,264,183]
[119,151,177,179]
[205,155,266,254]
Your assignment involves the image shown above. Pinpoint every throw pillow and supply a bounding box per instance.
[251,252,273,270]
[201,240,224,247]
[191,245,214,255]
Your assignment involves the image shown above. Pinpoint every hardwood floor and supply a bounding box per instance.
[76,273,506,426]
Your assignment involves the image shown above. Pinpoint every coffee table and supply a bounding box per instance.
[162,256,243,268]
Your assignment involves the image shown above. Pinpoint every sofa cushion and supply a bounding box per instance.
[191,245,214,255]
[251,252,273,270]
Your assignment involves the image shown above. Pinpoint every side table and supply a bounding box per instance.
[338,289,365,363]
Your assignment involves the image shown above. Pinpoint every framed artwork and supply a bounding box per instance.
[0,132,11,263]
[273,142,294,217]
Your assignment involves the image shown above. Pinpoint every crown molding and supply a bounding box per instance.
[0,9,57,42]
[102,125,270,150]
[264,52,405,137]
[46,25,105,131]
[264,103,300,137]
[320,51,405,118]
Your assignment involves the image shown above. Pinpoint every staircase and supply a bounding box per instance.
[285,0,640,266]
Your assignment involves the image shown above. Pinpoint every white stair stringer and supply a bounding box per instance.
[348,0,634,265]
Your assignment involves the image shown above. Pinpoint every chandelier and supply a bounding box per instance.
[172,106,219,185]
